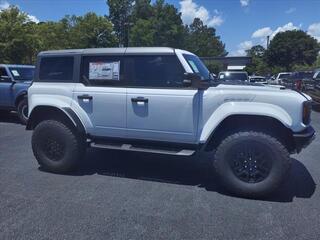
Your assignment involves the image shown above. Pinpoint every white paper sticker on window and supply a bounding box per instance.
[89,61,120,80]
[11,70,20,77]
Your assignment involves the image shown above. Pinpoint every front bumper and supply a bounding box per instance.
[293,126,316,153]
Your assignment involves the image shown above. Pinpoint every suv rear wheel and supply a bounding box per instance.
[213,131,291,198]
[32,120,85,173]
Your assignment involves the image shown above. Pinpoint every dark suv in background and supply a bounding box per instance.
[0,64,35,124]
[282,71,314,91]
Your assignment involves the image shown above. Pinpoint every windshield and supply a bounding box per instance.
[278,73,291,79]
[9,67,35,81]
[218,72,248,81]
[183,54,210,80]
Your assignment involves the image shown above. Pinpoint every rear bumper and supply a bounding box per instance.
[293,126,316,153]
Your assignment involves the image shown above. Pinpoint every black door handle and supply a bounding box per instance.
[78,94,93,100]
[131,97,148,103]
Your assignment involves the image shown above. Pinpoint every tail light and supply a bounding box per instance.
[302,101,312,125]
[295,80,302,90]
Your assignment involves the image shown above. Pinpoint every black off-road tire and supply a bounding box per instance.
[32,120,85,173]
[17,97,28,125]
[213,131,291,198]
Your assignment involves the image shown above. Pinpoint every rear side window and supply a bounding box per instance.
[125,55,185,88]
[39,57,74,82]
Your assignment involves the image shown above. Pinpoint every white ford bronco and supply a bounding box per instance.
[27,47,315,197]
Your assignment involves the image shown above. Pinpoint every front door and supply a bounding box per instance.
[73,55,127,138]
[0,67,12,107]
[125,55,199,144]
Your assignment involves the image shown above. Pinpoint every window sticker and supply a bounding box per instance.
[11,70,20,77]
[188,60,199,73]
[89,61,120,80]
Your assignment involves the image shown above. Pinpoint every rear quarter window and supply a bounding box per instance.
[39,57,74,82]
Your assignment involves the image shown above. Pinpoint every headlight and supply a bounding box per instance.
[302,101,312,125]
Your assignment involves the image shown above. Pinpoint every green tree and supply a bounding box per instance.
[131,0,153,21]
[68,13,117,48]
[129,0,154,46]
[36,20,73,51]
[107,0,134,47]
[129,19,155,46]
[265,30,320,71]
[152,0,185,48]
[184,18,227,57]
[0,6,40,64]
[246,45,266,58]
[245,45,269,75]
[129,0,185,48]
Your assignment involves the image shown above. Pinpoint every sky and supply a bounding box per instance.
[1,0,320,56]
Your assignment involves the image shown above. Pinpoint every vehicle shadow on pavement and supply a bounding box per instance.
[69,149,316,202]
[0,111,21,124]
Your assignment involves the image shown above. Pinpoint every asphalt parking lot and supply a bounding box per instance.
[0,111,319,240]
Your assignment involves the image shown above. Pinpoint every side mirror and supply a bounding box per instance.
[210,73,216,80]
[183,73,209,90]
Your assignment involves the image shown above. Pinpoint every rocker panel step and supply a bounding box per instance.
[90,142,195,156]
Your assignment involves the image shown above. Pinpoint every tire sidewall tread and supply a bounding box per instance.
[214,131,291,198]
[32,119,85,173]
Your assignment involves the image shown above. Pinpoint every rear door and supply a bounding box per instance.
[73,54,127,138]
[125,55,199,143]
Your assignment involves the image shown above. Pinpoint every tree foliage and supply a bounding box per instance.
[265,30,320,71]
[1,1,227,65]
[109,0,227,55]
[0,7,117,64]
[184,18,227,57]
[129,0,185,48]
[0,6,40,64]
[245,45,269,75]
[107,0,134,47]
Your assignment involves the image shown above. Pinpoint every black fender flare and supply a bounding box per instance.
[15,91,28,106]
[26,106,86,136]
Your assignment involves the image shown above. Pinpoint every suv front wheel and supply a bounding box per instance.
[32,119,85,173]
[17,97,29,125]
[213,131,291,198]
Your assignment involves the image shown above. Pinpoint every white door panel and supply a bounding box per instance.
[127,88,199,143]
[73,84,126,138]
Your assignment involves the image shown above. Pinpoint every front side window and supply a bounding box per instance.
[39,57,74,82]
[0,67,10,82]
[81,56,124,86]
[0,67,8,77]
[9,67,34,81]
[183,54,210,80]
[125,55,185,88]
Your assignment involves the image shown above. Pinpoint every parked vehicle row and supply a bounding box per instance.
[0,64,35,124]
